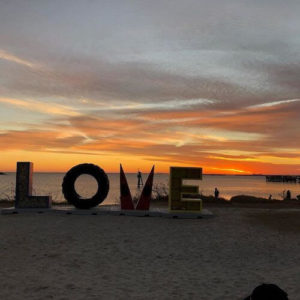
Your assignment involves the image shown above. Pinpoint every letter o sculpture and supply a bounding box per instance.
[62,163,109,209]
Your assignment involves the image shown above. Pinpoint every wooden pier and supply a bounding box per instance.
[266,175,300,183]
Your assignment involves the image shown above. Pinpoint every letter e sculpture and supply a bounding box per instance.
[169,167,202,212]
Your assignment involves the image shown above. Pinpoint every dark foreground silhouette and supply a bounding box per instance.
[244,283,288,300]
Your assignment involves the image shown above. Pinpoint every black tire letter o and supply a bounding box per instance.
[62,163,109,209]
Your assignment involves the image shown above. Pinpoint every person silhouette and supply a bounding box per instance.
[244,283,288,300]
[214,187,219,199]
[137,170,143,188]
[286,190,291,200]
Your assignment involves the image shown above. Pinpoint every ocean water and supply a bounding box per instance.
[0,172,300,204]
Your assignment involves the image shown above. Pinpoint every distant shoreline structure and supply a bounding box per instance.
[266,175,300,183]
[0,172,6,175]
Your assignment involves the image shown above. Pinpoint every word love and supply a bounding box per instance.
[14,162,203,212]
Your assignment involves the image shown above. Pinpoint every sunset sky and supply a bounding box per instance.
[0,0,299,174]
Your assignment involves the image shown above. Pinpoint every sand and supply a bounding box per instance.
[1,206,300,299]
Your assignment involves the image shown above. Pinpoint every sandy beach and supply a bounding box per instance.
[1,205,300,300]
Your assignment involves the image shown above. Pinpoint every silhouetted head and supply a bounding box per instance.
[244,284,288,300]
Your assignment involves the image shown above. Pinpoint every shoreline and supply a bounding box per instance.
[1,198,300,209]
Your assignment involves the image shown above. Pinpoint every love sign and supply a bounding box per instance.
[14,162,203,212]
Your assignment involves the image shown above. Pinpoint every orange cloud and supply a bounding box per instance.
[1,96,299,174]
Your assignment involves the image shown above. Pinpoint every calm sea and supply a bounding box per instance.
[0,173,300,203]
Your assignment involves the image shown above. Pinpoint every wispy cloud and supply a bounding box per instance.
[248,98,300,109]
[0,98,80,117]
[91,98,215,112]
[0,49,40,69]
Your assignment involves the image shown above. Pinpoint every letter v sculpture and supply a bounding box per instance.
[120,164,154,210]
